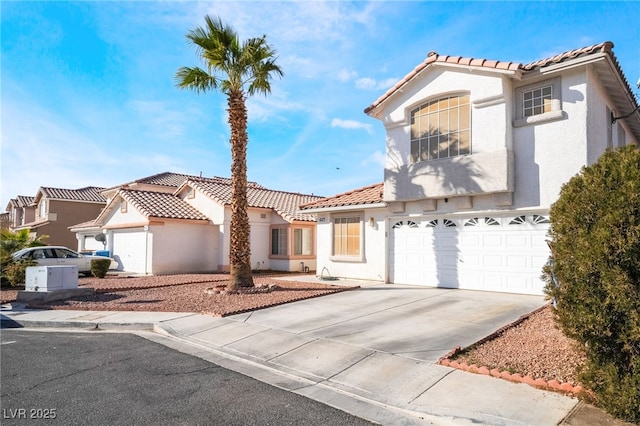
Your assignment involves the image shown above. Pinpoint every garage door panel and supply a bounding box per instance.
[482,234,502,248]
[505,234,528,248]
[483,255,503,267]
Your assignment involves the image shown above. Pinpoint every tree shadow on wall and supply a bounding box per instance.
[385,128,485,289]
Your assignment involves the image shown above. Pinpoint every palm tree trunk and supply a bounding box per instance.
[227,89,254,289]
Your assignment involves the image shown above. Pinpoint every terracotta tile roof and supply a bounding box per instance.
[68,219,99,230]
[300,183,384,210]
[364,41,633,115]
[187,179,324,222]
[119,189,208,221]
[108,172,266,191]
[7,196,36,209]
[522,41,613,70]
[39,186,106,203]
[16,196,35,207]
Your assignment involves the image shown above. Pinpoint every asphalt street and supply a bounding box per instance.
[0,330,375,426]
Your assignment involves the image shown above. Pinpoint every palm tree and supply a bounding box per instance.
[175,15,283,289]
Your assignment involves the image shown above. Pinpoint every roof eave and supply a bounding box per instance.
[301,202,388,214]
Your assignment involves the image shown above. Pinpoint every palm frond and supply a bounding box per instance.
[175,66,218,93]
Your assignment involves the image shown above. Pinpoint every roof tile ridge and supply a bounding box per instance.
[248,185,323,198]
[300,182,383,207]
[523,41,614,70]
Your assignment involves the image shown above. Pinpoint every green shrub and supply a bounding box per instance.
[3,260,37,287]
[90,259,111,279]
[543,146,640,422]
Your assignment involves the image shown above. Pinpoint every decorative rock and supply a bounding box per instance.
[478,366,490,375]
[534,378,548,387]
[547,380,563,390]
[560,382,575,392]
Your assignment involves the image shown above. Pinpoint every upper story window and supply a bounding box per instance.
[514,78,563,127]
[410,94,471,163]
[38,200,47,219]
[523,85,552,117]
[120,200,128,213]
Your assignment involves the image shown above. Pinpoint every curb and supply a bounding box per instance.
[0,317,155,331]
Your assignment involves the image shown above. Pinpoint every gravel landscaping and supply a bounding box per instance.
[451,304,587,385]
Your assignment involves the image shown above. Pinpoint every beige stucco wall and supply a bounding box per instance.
[38,200,105,248]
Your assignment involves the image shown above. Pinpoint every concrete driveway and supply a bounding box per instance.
[231,278,546,363]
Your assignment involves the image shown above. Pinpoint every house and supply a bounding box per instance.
[71,172,323,275]
[301,41,640,295]
[13,187,106,248]
[5,196,35,230]
[0,212,10,230]
[69,172,198,253]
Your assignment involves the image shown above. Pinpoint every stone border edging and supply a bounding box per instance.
[437,301,584,396]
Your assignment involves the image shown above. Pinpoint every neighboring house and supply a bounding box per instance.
[5,196,36,230]
[69,172,197,253]
[71,172,323,275]
[14,187,106,248]
[0,212,10,230]
[302,41,640,295]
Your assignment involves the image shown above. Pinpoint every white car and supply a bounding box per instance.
[11,246,117,275]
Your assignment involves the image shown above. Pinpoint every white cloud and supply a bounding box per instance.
[355,77,377,90]
[127,100,203,139]
[355,76,398,91]
[363,150,386,168]
[377,77,399,90]
[337,68,358,83]
[331,118,372,133]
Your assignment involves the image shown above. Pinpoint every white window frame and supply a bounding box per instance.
[330,213,365,262]
[513,77,564,127]
[38,200,47,219]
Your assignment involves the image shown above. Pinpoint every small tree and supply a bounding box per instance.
[1,229,48,286]
[544,146,640,422]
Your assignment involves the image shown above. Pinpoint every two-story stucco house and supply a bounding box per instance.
[5,196,36,230]
[13,187,106,248]
[301,41,640,295]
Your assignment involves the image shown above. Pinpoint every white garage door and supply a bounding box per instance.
[112,230,148,273]
[389,214,551,295]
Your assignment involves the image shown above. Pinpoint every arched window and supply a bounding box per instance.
[410,94,471,162]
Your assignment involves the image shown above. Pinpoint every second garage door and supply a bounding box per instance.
[112,230,148,273]
[389,214,551,295]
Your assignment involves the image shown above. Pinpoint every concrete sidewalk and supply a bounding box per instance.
[2,279,587,425]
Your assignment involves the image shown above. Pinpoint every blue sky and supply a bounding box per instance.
[2,1,639,208]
